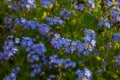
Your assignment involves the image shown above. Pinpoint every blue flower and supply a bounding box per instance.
[49,54,59,63]
[6,2,20,12]
[30,64,43,77]
[76,41,85,55]
[3,75,11,80]
[110,10,120,23]
[84,28,95,43]
[6,0,36,11]
[43,59,52,68]
[60,9,71,20]
[76,69,85,79]
[84,29,96,52]
[32,43,46,55]
[114,55,120,67]
[9,73,16,80]
[84,68,92,79]
[40,0,51,6]
[117,0,120,7]
[11,46,18,54]
[69,41,77,53]
[47,74,56,79]
[45,16,64,25]
[63,58,76,69]
[40,0,56,7]
[14,18,20,24]
[51,34,64,50]
[106,0,113,6]
[54,59,63,65]
[112,33,120,41]
[70,62,76,68]
[27,20,38,29]
[0,52,4,60]
[76,68,92,80]
[27,51,39,63]
[74,3,84,11]
[98,18,111,29]
[86,0,95,11]
[54,39,65,50]
[1,35,19,60]
[63,38,71,53]
[15,38,20,44]
[18,0,36,9]
[83,50,89,56]
[49,55,76,69]
[4,67,20,80]
[21,37,34,47]
[37,24,51,35]
[12,67,20,74]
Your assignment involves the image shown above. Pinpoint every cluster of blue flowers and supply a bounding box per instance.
[112,33,120,41]
[98,0,120,29]
[49,54,76,69]
[5,15,96,57]
[21,37,34,47]
[74,0,95,12]
[110,10,120,23]
[0,34,83,79]
[47,74,56,80]
[5,0,36,11]
[30,63,44,77]
[60,9,71,20]
[51,28,96,56]
[106,0,113,6]
[76,68,92,80]
[4,67,20,80]
[98,18,112,29]
[14,17,38,30]
[2,12,94,79]
[21,37,46,63]
[74,0,95,11]
[45,16,64,25]
[14,17,51,35]
[74,3,85,11]
[0,35,19,61]
[2,0,120,79]
[0,35,47,64]
[84,28,96,51]
[86,0,95,11]
[5,1,20,12]
[18,0,36,9]
[40,0,56,8]
[114,55,120,67]
[3,14,96,58]
[106,0,120,7]
[117,0,120,7]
